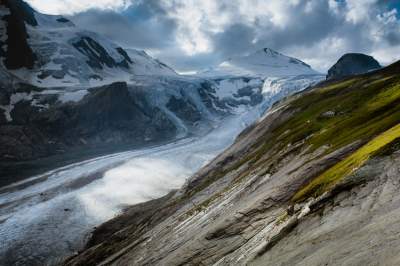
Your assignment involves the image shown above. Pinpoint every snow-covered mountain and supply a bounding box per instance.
[196,47,323,119]
[0,1,176,88]
[0,3,327,264]
[200,48,319,78]
[0,0,323,180]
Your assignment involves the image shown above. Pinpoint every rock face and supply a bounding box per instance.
[0,79,214,186]
[0,81,177,186]
[252,154,400,266]
[326,53,381,80]
[65,61,400,266]
[0,82,171,160]
[1,0,37,69]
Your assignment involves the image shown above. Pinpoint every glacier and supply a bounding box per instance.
[0,2,326,264]
[0,74,322,265]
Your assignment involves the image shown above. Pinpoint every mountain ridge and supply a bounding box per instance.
[65,60,400,266]
[0,1,322,177]
[200,47,319,78]
[0,0,177,88]
[1,1,399,266]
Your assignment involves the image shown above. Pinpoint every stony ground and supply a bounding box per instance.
[65,62,400,266]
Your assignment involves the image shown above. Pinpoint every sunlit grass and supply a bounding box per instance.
[181,67,400,204]
[292,123,400,202]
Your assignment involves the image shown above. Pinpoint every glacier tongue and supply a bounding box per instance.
[260,74,324,108]
[0,70,322,266]
[0,108,261,266]
[0,2,328,265]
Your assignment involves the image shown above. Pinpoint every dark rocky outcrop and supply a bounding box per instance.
[2,0,37,26]
[0,82,178,186]
[116,47,133,64]
[56,17,71,23]
[72,36,132,69]
[326,53,381,80]
[166,95,202,123]
[1,0,37,69]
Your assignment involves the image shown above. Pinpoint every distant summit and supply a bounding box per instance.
[200,47,319,78]
[327,53,381,80]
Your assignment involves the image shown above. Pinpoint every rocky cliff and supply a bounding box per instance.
[0,0,37,69]
[66,61,400,266]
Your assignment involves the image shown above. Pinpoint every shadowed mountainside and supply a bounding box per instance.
[326,53,381,80]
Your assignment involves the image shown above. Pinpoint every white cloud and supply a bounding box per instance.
[345,0,378,24]
[159,0,316,55]
[372,45,400,66]
[29,0,400,71]
[26,0,132,15]
[328,0,340,14]
[285,37,349,72]
[160,0,231,55]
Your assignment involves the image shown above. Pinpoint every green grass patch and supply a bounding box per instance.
[248,74,400,168]
[292,123,400,202]
[181,69,400,205]
[277,76,400,153]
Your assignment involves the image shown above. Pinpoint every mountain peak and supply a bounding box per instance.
[0,0,177,86]
[260,47,281,56]
[327,53,381,80]
[200,47,318,78]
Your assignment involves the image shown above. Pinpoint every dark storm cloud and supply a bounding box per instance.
[69,0,176,50]
[206,1,363,68]
[254,1,341,49]
[208,1,341,60]
[212,24,256,58]
[69,0,400,72]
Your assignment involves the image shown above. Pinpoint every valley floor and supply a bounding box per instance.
[0,110,259,266]
[0,140,171,188]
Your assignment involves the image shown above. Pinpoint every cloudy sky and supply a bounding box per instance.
[26,0,400,73]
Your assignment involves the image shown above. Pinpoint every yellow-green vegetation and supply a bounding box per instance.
[276,211,289,225]
[242,72,400,171]
[271,75,400,154]
[235,66,400,204]
[229,73,400,177]
[292,123,400,202]
[182,64,400,205]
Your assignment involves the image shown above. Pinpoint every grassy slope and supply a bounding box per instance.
[185,62,400,207]
[286,65,400,201]
[293,123,400,201]
[65,62,400,266]
[277,63,400,201]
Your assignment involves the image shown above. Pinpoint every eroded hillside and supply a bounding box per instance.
[66,61,400,266]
